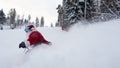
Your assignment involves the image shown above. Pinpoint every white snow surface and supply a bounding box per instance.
[0,19,120,68]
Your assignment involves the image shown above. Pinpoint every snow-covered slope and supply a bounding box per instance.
[0,19,120,68]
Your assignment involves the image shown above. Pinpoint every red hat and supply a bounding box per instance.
[27,24,35,30]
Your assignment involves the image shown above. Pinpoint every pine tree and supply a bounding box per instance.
[35,17,39,27]
[28,14,31,24]
[24,19,28,24]
[116,0,120,16]
[58,0,84,30]
[9,8,16,29]
[100,0,118,21]
[20,15,24,25]
[0,9,6,25]
[57,0,120,26]
[40,16,44,27]
[51,23,53,27]
[57,4,64,26]
[55,22,59,27]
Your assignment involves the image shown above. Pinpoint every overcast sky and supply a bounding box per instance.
[0,0,62,26]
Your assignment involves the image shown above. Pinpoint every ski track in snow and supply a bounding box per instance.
[0,19,120,68]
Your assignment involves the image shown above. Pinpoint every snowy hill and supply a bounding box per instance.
[0,19,120,68]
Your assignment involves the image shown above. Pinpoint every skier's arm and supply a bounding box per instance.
[38,32,52,45]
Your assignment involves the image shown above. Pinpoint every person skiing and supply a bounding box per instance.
[19,24,51,49]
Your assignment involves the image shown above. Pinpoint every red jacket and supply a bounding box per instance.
[27,30,50,46]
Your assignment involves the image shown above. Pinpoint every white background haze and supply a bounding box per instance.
[0,0,62,26]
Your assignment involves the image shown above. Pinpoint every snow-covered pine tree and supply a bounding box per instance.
[16,15,20,26]
[62,0,84,27]
[8,8,16,29]
[85,0,98,21]
[40,16,44,27]
[100,0,118,21]
[28,14,31,24]
[35,17,39,27]
[0,9,6,25]
[114,0,120,16]
[57,4,64,26]
[57,0,120,27]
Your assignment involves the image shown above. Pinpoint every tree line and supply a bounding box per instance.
[56,0,120,30]
[0,8,51,30]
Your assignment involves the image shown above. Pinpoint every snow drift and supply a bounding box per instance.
[0,19,120,68]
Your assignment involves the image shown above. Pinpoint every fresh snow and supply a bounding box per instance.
[0,19,120,68]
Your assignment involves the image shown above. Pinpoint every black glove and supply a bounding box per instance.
[19,41,26,48]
